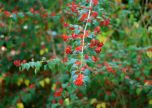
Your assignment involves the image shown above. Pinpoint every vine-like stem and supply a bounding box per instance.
[80,0,92,70]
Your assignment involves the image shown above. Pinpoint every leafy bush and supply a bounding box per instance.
[0,0,152,108]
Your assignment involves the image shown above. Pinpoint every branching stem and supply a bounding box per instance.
[80,0,92,70]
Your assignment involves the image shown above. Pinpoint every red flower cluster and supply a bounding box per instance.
[13,60,26,67]
[80,13,88,21]
[75,61,81,65]
[67,2,79,13]
[100,19,110,26]
[74,74,84,86]
[91,11,98,18]
[75,46,82,52]
[54,88,63,97]
[94,26,100,34]
[104,62,116,74]
[92,0,99,5]
[65,46,72,54]
[62,34,68,41]
[90,39,104,53]
[92,56,98,62]
[4,11,11,17]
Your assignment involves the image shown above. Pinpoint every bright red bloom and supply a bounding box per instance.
[95,47,101,53]
[72,33,78,39]
[90,39,97,46]
[13,60,21,67]
[29,84,35,89]
[85,54,89,59]
[92,56,98,62]
[75,61,81,65]
[67,2,78,12]
[94,26,100,34]
[93,0,99,5]
[4,11,11,17]
[63,22,69,27]
[65,46,72,54]
[91,11,98,18]
[62,34,68,41]
[97,42,104,47]
[75,46,82,51]
[69,26,75,30]
[54,88,63,97]
[100,19,110,26]
[80,13,88,21]
[74,74,84,86]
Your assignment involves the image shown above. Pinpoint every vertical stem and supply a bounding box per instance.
[80,0,92,70]
[8,19,12,35]
[51,35,56,56]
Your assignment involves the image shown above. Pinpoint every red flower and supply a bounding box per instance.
[29,84,35,89]
[54,88,63,97]
[75,46,82,51]
[100,19,110,26]
[97,42,104,47]
[58,99,63,105]
[68,2,78,12]
[85,54,89,59]
[92,56,98,62]
[63,22,69,27]
[21,60,27,64]
[72,33,78,39]
[95,47,101,53]
[13,60,21,67]
[74,74,84,86]
[90,39,97,46]
[75,61,81,65]
[4,11,11,17]
[63,57,68,62]
[91,11,98,18]
[93,0,98,5]
[62,34,68,41]
[69,26,75,30]
[106,91,111,96]
[80,13,88,21]
[30,8,34,13]
[65,46,72,54]
[94,26,100,34]
[50,12,56,16]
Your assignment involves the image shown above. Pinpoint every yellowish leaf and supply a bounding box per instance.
[40,49,44,55]
[64,98,70,105]
[149,99,152,105]
[90,98,97,104]
[39,80,45,88]
[52,83,56,91]
[16,102,24,108]
[146,51,152,58]
[44,77,50,84]
[96,102,106,108]
[24,79,30,86]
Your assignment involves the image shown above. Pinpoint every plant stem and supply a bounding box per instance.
[80,0,92,70]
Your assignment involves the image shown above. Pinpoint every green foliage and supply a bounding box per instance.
[0,0,152,108]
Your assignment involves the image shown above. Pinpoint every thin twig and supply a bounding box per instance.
[80,0,92,70]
